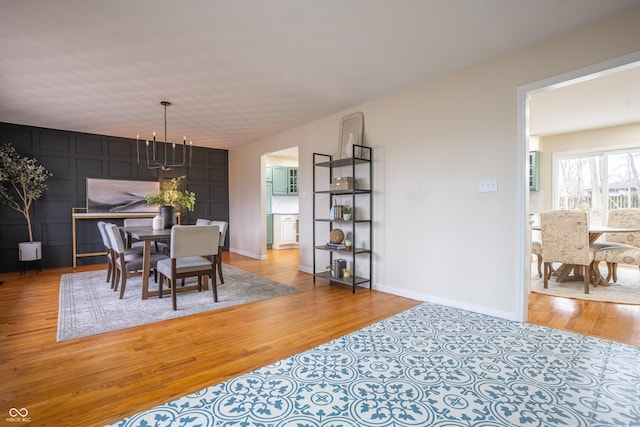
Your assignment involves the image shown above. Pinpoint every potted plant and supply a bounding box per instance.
[342,205,352,220]
[144,175,196,228]
[0,143,52,261]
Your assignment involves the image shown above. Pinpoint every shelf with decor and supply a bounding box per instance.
[312,145,372,293]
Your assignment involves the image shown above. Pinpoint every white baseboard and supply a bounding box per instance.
[297,265,519,322]
[374,282,519,321]
[229,248,267,260]
[298,265,313,274]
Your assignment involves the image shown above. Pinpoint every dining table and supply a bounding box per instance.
[533,224,640,286]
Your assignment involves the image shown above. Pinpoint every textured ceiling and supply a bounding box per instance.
[0,0,638,150]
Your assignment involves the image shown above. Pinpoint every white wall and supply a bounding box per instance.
[229,7,640,320]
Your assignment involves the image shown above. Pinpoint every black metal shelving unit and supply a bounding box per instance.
[312,145,372,293]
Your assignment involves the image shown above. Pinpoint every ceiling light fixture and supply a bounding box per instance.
[136,101,192,171]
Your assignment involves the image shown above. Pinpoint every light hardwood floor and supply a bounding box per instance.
[1,250,638,426]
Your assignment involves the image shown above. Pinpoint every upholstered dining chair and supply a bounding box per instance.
[156,225,220,310]
[597,208,640,282]
[541,210,595,294]
[98,221,144,288]
[196,219,228,284]
[593,209,640,282]
[531,240,543,278]
[97,221,116,285]
[105,223,167,299]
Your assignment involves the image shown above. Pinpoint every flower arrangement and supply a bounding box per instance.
[144,175,196,211]
[0,143,52,243]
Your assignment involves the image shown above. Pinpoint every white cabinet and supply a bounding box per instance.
[272,214,299,249]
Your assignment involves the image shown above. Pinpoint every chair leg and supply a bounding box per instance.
[612,263,618,283]
[584,262,592,294]
[217,252,224,284]
[212,263,218,303]
[106,259,113,283]
[119,274,128,299]
[113,268,121,291]
[171,279,178,311]
[543,262,550,288]
[535,254,543,278]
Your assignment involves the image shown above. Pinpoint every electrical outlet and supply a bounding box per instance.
[479,179,498,193]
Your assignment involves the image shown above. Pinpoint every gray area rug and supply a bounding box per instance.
[531,265,640,304]
[57,265,300,342]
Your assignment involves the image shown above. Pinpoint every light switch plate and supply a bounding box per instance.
[479,179,498,193]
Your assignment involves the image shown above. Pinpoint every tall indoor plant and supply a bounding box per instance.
[144,175,195,228]
[0,143,52,260]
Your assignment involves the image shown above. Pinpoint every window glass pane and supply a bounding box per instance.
[557,155,603,224]
[607,151,640,211]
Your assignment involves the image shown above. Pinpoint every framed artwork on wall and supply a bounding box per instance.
[86,178,159,213]
[339,111,364,159]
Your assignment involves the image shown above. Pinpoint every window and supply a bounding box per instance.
[554,147,640,225]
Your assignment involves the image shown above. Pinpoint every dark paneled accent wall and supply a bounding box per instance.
[0,122,229,273]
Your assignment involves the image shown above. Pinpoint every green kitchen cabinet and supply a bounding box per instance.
[272,166,298,195]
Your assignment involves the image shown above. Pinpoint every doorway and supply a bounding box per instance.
[519,53,640,322]
[264,147,299,259]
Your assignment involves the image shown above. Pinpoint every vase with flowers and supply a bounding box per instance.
[144,176,195,228]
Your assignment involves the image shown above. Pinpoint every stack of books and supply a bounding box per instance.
[325,242,346,250]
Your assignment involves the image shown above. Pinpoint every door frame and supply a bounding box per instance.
[516,51,640,322]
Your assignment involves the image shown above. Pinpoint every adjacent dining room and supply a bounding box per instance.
[528,64,640,309]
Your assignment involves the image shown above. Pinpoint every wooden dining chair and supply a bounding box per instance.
[105,223,167,299]
[97,221,116,286]
[541,210,595,294]
[156,225,220,310]
[98,221,144,289]
[196,219,228,284]
[105,223,143,297]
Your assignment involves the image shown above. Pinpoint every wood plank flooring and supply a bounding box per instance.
[1,250,638,426]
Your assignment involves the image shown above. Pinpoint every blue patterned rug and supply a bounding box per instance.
[107,303,640,426]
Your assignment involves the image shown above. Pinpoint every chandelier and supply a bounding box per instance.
[136,101,192,171]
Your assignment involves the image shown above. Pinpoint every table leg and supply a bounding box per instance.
[554,264,585,282]
[72,217,77,268]
[141,240,151,299]
[591,261,610,287]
